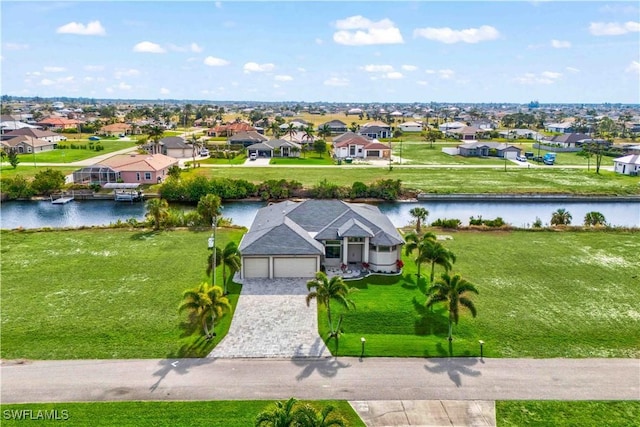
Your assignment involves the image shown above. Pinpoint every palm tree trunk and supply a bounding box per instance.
[326,299,334,335]
[430,262,436,285]
[222,264,227,295]
[448,315,453,341]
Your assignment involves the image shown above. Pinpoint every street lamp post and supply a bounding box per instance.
[479,340,484,360]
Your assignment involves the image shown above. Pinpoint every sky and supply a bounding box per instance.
[1,1,639,104]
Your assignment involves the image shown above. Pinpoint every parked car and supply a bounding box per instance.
[517,155,528,162]
[88,136,100,141]
[249,152,257,161]
[199,148,210,157]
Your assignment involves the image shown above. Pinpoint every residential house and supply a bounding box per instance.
[458,141,521,159]
[470,119,497,130]
[0,119,40,134]
[438,121,466,132]
[158,136,194,159]
[398,121,422,133]
[1,127,67,143]
[229,130,269,148]
[360,121,392,139]
[36,117,80,131]
[1,135,57,153]
[318,119,347,135]
[613,154,640,176]
[333,134,391,159]
[207,122,255,137]
[498,129,543,140]
[99,123,132,137]
[72,153,178,185]
[545,122,574,133]
[446,125,482,141]
[246,139,301,158]
[544,133,592,148]
[238,199,404,278]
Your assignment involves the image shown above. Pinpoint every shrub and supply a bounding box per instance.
[432,218,461,229]
[0,175,35,199]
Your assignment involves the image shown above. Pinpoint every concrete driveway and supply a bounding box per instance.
[243,157,271,166]
[208,277,327,358]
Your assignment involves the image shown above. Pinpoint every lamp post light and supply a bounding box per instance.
[479,340,484,360]
[360,337,366,358]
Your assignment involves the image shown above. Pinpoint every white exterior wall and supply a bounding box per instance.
[368,247,399,273]
[399,124,422,132]
[614,161,640,175]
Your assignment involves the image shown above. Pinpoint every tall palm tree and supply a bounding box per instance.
[403,231,436,278]
[220,241,241,295]
[146,198,169,230]
[179,282,231,340]
[306,272,355,338]
[196,193,222,227]
[269,122,282,138]
[426,273,479,341]
[422,240,457,286]
[317,124,332,141]
[409,207,429,233]
[255,397,305,427]
[302,125,315,144]
[550,208,572,226]
[285,123,297,141]
[146,125,165,154]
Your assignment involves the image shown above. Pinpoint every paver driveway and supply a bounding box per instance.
[208,277,327,358]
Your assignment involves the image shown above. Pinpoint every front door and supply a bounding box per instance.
[347,245,363,263]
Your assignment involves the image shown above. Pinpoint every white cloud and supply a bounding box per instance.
[514,71,562,85]
[551,39,571,48]
[204,56,230,66]
[44,66,65,72]
[362,64,394,72]
[117,82,132,90]
[274,75,293,81]
[413,25,499,44]
[626,61,640,74]
[333,15,403,46]
[324,77,349,87]
[190,43,203,53]
[56,20,106,36]
[438,69,455,79]
[385,72,403,79]
[4,42,29,50]
[133,41,166,53]
[243,62,275,73]
[401,65,418,71]
[84,65,104,72]
[40,78,55,86]
[114,69,140,79]
[566,66,580,73]
[589,21,640,36]
[160,87,171,95]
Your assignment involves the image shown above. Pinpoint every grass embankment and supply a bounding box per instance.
[497,401,640,426]
[0,401,364,427]
[2,229,639,361]
[0,228,245,360]
[318,230,640,358]
[190,166,640,195]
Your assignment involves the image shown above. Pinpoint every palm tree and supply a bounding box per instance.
[409,207,429,233]
[285,123,297,141]
[196,193,222,227]
[317,124,331,141]
[146,124,164,154]
[584,211,607,227]
[255,397,305,427]
[403,231,436,278]
[220,241,241,295]
[179,282,231,340]
[146,198,169,230]
[269,122,282,138]
[551,208,572,226]
[306,272,355,338]
[422,240,457,286]
[296,404,346,427]
[426,273,479,341]
[302,125,315,144]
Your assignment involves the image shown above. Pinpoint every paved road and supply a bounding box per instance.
[1,357,638,404]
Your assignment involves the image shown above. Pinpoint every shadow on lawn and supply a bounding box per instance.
[129,230,160,241]
[413,297,448,337]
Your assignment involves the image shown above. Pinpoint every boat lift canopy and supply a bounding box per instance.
[103,183,141,189]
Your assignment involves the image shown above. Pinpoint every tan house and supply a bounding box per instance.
[72,153,178,185]
[2,128,67,143]
[99,123,132,137]
[1,135,57,153]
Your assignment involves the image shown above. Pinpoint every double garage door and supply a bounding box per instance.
[243,257,318,278]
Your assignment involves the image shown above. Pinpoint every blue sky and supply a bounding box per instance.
[2,1,639,103]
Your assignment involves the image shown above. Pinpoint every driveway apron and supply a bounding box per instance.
[208,278,327,358]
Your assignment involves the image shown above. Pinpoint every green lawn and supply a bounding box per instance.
[0,165,78,179]
[15,140,137,163]
[3,229,638,361]
[270,155,335,165]
[318,230,640,358]
[497,401,640,426]
[189,166,640,195]
[392,140,506,165]
[195,154,247,165]
[0,228,246,360]
[0,400,365,427]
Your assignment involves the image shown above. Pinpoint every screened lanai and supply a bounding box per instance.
[72,165,120,185]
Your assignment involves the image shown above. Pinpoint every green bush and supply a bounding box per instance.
[432,218,461,228]
[0,175,36,199]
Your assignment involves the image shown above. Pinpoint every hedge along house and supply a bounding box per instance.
[239,199,404,279]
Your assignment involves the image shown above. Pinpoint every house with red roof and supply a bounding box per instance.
[36,117,80,131]
[332,134,391,160]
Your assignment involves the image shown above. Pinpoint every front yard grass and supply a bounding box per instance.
[0,400,365,427]
[270,155,335,165]
[18,140,137,163]
[318,230,640,358]
[497,400,640,426]
[0,228,245,360]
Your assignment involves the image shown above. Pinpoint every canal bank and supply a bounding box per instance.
[417,193,640,202]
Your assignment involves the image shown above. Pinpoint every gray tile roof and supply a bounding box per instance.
[240,200,403,256]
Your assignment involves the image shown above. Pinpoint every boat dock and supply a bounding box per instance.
[50,193,75,204]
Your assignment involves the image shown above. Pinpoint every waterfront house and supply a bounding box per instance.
[72,153,178,185]
[246,139,301,158]
[613,154,640,176]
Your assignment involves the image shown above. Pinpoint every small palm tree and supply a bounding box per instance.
[196,193,222,226]
[296,403,346,427]
[269,122,282,138]
[146,198,169,230]
[551,208,572,226]
[426,273,479,341]
[404,231,436,278]
[317,124,332,141]
[306,272,355,338]
[220,241,241,295]
[584,211,606,227]
[255,397,303,427]
[422,240,457,285]
[409,207,429,233]
[179,282,231,340]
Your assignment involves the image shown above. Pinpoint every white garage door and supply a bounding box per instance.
[243,257,269,278]
[273,257,317,278]
[505,151,518,159]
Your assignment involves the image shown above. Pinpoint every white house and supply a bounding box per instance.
[613,154,640,176]
[398,121,423,132]
[332,134,390,159]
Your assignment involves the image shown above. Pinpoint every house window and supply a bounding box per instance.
[350,146,356,156]
[325,240,341,258]
[349,237,364,243]
[377,245,391,252]
[144,172,152,180]
[136,173,140,181]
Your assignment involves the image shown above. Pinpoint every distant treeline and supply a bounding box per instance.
[159,176,404,202]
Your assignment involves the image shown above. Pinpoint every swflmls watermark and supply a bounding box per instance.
[3,409,70,421]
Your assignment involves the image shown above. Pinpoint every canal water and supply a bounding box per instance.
[1,199,639,229]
